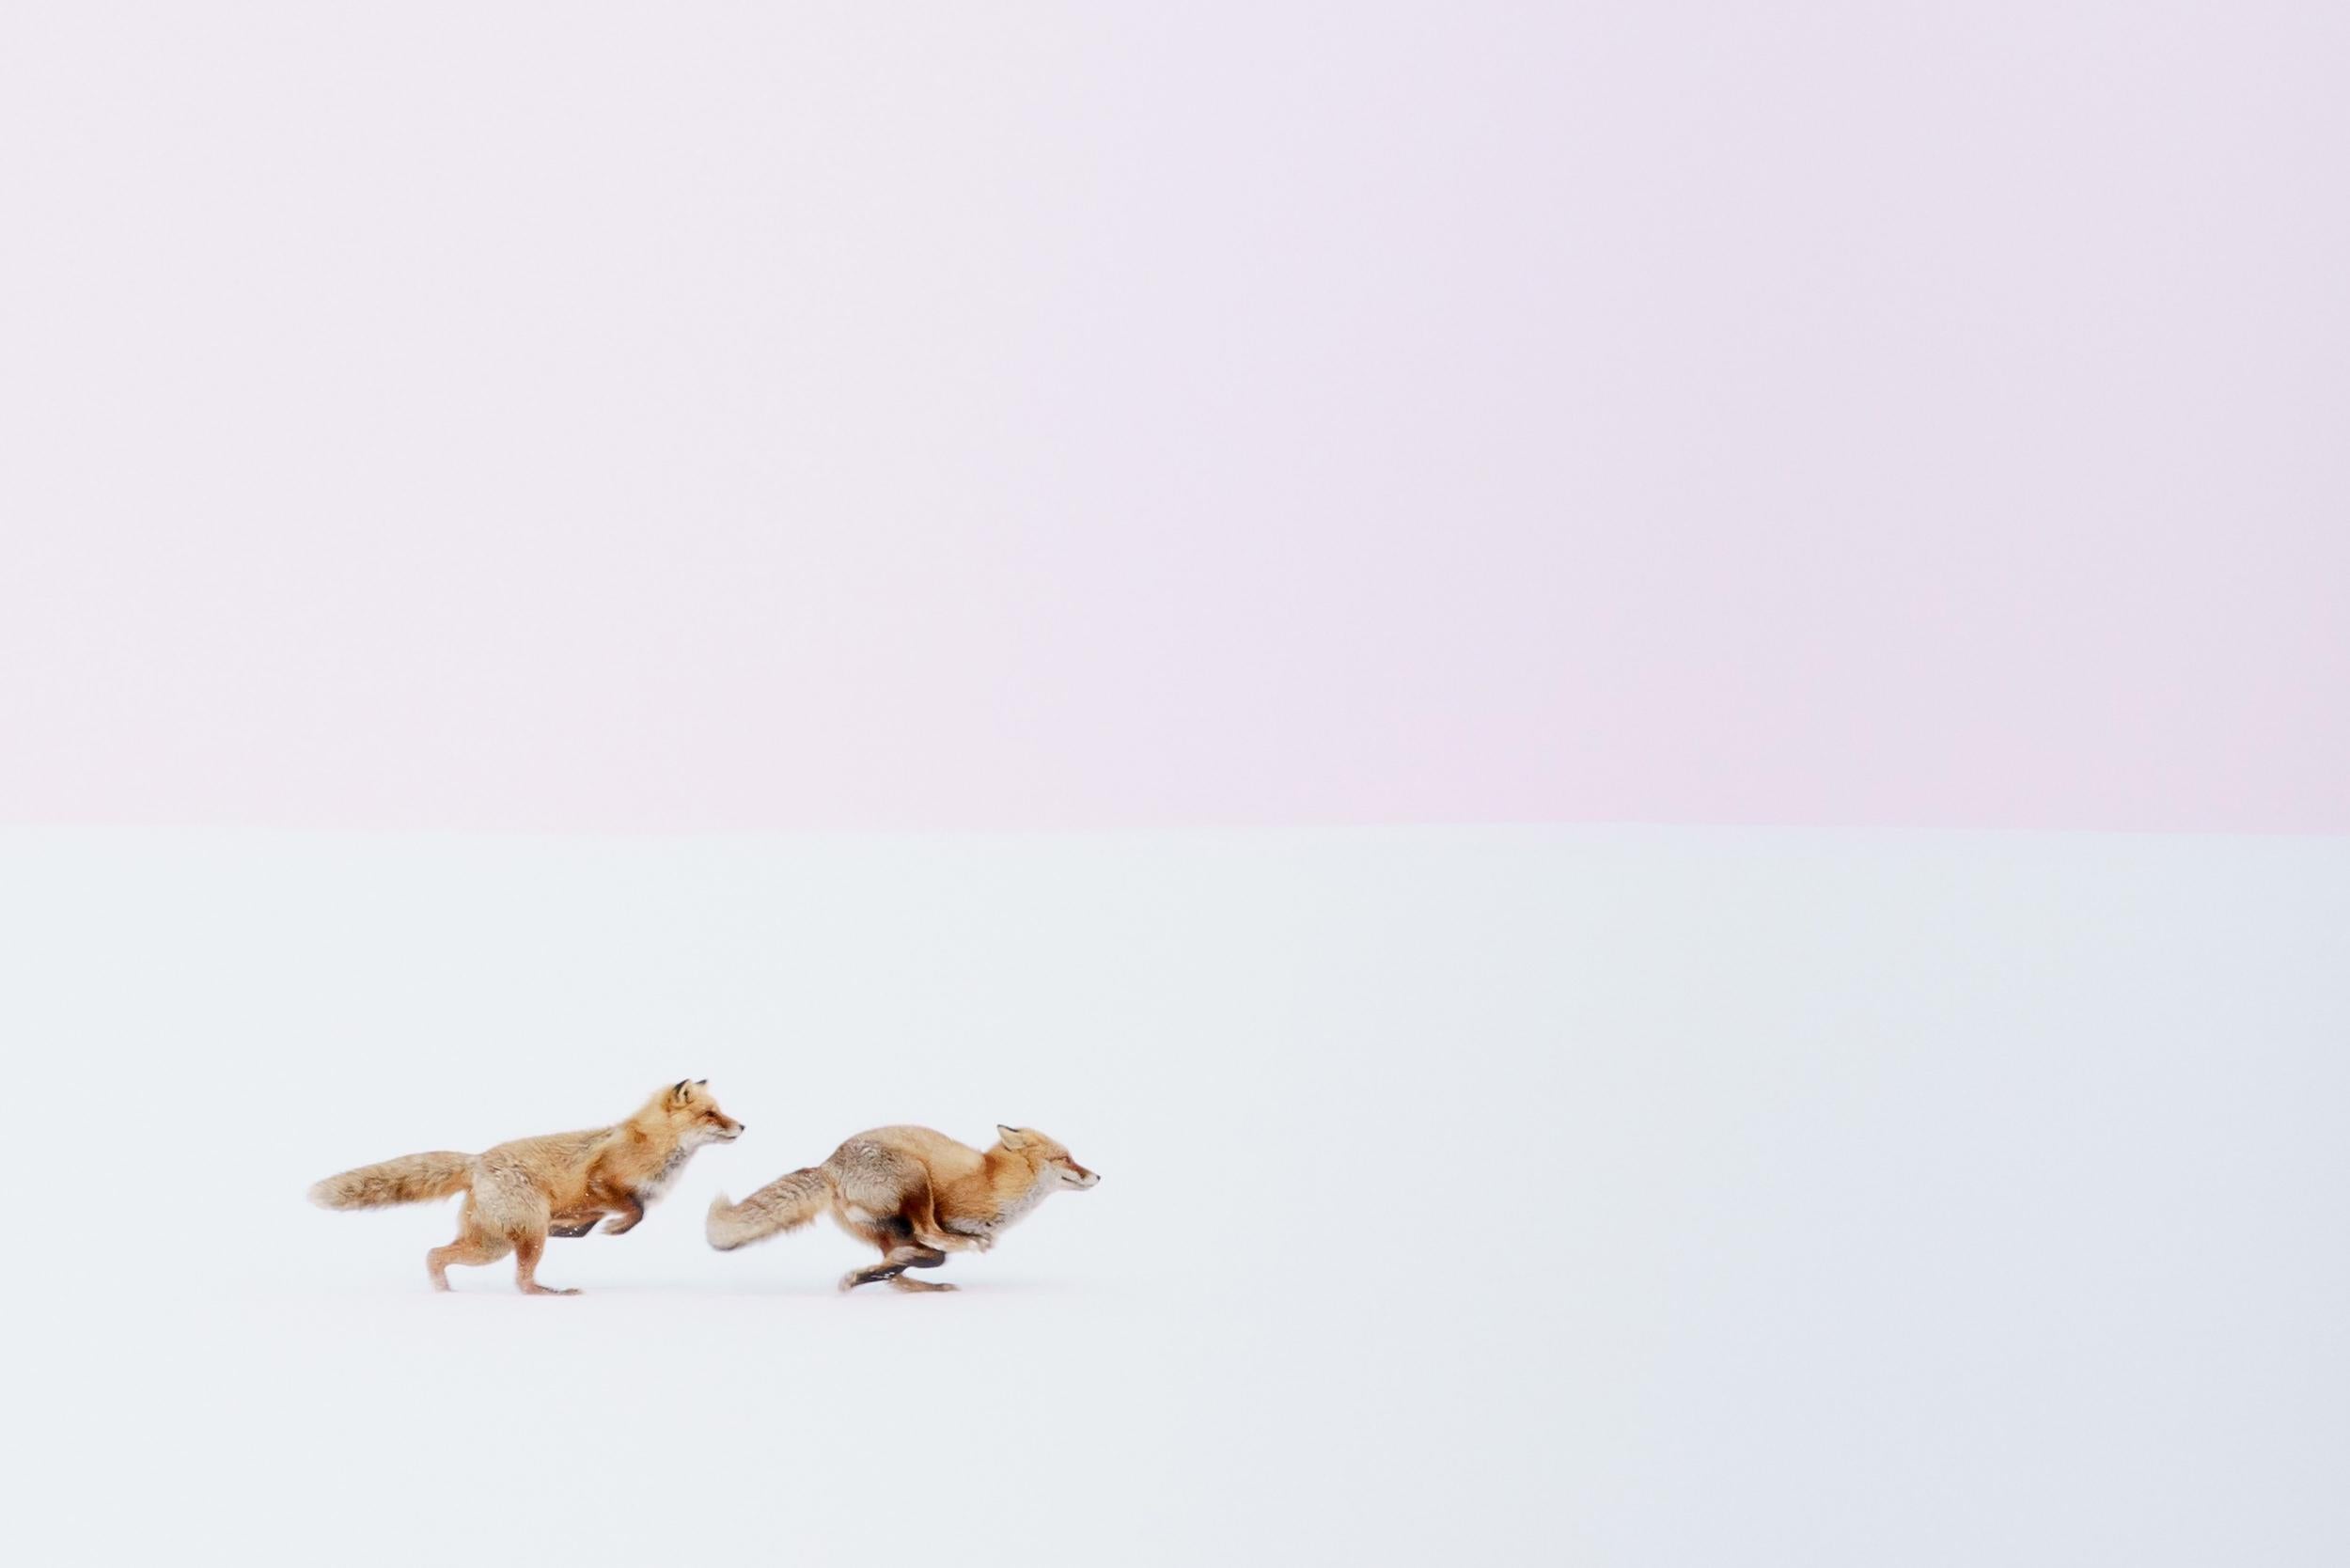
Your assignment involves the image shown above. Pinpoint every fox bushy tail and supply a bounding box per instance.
[707,1167,832,1250]
[308,1152,475,1210]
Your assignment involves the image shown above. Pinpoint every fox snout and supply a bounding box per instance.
[675,1081,745,1144]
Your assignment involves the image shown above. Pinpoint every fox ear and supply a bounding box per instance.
[673,1080,692,1105]
[996,1124,1028,1149]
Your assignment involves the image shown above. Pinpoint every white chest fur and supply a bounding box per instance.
[969,1169,1057,1237]
[634,1144,693,1203]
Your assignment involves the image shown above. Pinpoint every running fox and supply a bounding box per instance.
[308,1080,745,1294]
[706,1123,1100,1291]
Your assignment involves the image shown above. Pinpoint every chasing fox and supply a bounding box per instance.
[708,1123,1101,1291]
[308,1079,745,1294]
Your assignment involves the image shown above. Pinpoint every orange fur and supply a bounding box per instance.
[707,1123,1099,1292]
[308,1080,744,1294]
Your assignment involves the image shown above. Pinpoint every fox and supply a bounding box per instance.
[307,1079,745,1294]
[705,1123,1100,1292]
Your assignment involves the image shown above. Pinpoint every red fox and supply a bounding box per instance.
[706,1123,1099,1291]
[308,1080,745,1294]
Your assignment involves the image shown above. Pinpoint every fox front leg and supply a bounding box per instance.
[901,1192,987,1255]
[889,1248,956,1293]
[841,1245,953,1293]
[927,1224,991,1253]
[600,1195,646,1235]
[547,1211,604,1239]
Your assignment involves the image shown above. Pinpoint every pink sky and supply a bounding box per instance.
[5,4,2345,832]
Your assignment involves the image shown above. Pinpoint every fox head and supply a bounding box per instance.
[995,1125,1101,1189]
[658,1079,745,1147]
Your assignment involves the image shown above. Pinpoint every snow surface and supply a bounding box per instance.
[8,826,2346,1563]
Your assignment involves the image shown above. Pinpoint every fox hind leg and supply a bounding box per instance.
[885,1241,955,1290]
[887,1259,955,1294]
[427,1221,512,1292]
[511,1229,578,1296]
[466,1162,575,1294]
